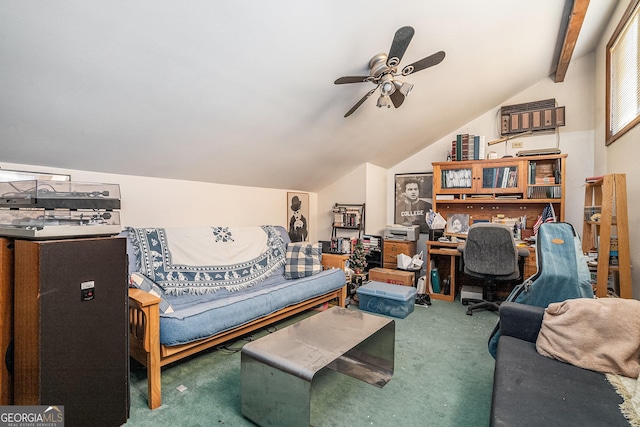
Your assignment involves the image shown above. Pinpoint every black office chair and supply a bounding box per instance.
[457,223,529,316]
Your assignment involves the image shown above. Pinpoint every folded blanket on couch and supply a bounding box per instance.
[536,297,640,378]
[126,225,286,295]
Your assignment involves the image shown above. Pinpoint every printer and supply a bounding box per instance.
[383,224,420,241]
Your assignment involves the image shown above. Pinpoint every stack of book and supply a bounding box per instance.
[330,237,358,254]
[332,206,361,227]
[451,134,486,161]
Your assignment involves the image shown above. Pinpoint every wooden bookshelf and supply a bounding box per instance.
[582,174,631,298]
[432,154,566,227]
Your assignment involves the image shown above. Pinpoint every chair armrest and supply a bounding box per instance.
[498,302,544,343]
[517,248,529,258]
[129,288,161,307]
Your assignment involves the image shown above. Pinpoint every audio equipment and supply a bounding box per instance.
[0,180,120,209]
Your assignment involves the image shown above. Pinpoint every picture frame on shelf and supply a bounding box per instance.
[446,213,470,234]
[394,172,433,233]
[286,192,309,242]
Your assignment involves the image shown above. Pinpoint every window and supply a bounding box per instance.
[606,0,640,145]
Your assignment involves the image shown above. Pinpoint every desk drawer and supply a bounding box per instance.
[383,240,416,264]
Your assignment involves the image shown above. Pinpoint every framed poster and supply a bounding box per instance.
[286,192,309,242]
[394,172,433,233]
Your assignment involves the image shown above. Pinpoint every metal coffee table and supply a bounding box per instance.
[241,306,395,427]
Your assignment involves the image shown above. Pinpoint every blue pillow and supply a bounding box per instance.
[284,243,323,279]
[130,272,174,314]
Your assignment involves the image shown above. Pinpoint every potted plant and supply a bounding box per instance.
[349,239,368,274]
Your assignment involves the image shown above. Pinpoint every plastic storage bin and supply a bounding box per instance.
[357,281,417,319]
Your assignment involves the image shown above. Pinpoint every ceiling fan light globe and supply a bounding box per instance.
[400,82,413,96]
[380,81,395,96]
[377,95,392,108]
[394,80,413,96]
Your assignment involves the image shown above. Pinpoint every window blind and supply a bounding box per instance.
[609,1,640,142]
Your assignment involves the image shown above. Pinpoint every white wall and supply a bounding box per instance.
[0,161,317,237]
[315,162,387,244]
[594,0,640,298]
[317,164,366,241]
[364,163,388,236]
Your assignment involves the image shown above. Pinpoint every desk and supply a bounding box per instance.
[427,240,536,302]
[426,241,460,302]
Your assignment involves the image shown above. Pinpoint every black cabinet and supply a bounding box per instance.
[363,234,382,271]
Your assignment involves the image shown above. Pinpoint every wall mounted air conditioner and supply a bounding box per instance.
[500,99,565,136]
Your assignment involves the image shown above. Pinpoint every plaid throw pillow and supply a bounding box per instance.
[284,243,323,279]
[130,272,174,314]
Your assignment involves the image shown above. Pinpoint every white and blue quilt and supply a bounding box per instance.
[126,225,286,295]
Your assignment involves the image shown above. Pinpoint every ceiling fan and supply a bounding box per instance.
[334,26,445,118]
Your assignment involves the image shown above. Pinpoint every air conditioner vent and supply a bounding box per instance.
[500,98,565,136]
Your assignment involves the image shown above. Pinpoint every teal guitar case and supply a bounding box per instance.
[488,222,593,358]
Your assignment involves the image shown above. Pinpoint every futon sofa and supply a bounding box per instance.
[123,225,347,409]
[491,301,630,426]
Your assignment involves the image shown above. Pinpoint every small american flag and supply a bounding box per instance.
[533,203,556,235]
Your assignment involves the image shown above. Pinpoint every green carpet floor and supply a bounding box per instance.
[124,299,499,426]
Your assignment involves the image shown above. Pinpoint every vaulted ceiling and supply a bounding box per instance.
[0,1,618,192]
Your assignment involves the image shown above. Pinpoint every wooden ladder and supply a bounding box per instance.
[582,174,632,298]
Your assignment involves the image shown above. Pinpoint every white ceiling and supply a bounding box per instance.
[0,1,618,192]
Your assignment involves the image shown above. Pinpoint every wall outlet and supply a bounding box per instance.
[511,141,523,148]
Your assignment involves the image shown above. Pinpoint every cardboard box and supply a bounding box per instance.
[368,267,415,287]
[357,281,417,319]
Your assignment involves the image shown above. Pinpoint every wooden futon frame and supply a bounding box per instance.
[128,285,347,409]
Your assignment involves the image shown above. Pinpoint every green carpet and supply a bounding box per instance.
[124,300,498,426]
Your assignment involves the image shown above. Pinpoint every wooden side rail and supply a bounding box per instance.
[128,285,347,409]
[128,288,161,409]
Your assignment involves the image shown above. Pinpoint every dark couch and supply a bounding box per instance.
[491,302,629,427]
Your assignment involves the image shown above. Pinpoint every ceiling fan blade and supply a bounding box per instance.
[390,90,405,108]
[401,50,446,76]
[387,26,415,68]
[334,76,372,85]
[344,87,378,118]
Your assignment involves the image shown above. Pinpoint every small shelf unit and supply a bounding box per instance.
[329,203,365,254]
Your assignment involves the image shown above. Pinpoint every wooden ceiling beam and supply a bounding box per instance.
[554,0,590,82]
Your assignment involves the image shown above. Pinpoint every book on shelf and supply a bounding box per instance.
[330,237,358,254]
[436,194,455,200]
[527,186,562,199]
[483,166,518,189]
[495,194,522,199]
[529,160,562,185]
[585,176,603,183]
[449,134,486,161]
[333,208,361,227]
[361,235,381,255]
[442,169,472,188]
[477,135,486,160]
